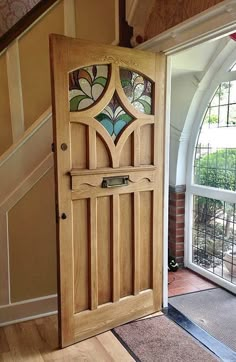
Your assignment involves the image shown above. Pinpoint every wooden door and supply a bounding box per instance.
[50,35,165,348]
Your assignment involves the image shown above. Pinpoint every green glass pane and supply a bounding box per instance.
[120,68,153,114]
[95,94,133,142]
[69,65,108,111]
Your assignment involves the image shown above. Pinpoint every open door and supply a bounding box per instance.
[50,34,165,347]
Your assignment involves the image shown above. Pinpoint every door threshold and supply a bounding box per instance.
[165,304,236,361]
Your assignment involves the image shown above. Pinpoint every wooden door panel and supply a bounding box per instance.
[50,35,165,347]
[73,290,155,341]
[120,193,134,298]
[119,135,133,167]
[140,125,154,165]
[140,191,153,291]
[97,196,112,306]
[96,135,111,168]
[73,198,89,313]
[71,123,88,169]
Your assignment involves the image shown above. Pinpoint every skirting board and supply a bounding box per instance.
[0,294,57,326]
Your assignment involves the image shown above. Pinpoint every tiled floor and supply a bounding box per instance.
[168,268,217,297]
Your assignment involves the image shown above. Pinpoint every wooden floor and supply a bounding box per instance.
[0,315,134,361]
[0,268,216,361]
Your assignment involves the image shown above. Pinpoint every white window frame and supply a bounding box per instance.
[185,72,236,294]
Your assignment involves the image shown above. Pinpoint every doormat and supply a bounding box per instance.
[113,315,218,362]
[169,288,236,352]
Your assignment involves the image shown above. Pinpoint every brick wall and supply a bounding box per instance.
[168,186,186,266]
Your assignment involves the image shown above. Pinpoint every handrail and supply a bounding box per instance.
[0,0,58,53]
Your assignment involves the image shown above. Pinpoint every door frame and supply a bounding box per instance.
[136,0,236,307]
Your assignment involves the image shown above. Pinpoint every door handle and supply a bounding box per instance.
[102,176,129,188]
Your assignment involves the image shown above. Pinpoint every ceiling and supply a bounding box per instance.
[171,37,227,77]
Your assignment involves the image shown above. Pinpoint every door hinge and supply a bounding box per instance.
[51,143,55,152]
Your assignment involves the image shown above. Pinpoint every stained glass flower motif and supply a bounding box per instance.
[69,65,108,111]
[95,94,133,141]
[120,69,153,114]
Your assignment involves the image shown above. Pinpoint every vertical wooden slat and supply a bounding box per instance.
[133,128,140,166]
[134,192,140,295]
[152,53,166,308]
[120,194,134,298]
[73,199,89,313]
[152,189,161,309]
[96,134,111,168]
[64,0,76,37]
[71,123,88,169]
[50,35,74,346]
[112,0,120,45]
[0,53,12,155]
[119,136,133,167]
[112,194,120,302]
[0,211,10,305]
[6,40,24,142]
[140,191,152,291]
[90,198,98,310]
[89,127,97,169]
[140,125,153,165]
[97,196,112,305]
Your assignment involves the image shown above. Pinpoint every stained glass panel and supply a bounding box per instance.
[95,94,133,141]
[69,65,108,111]
[120,68,153,114]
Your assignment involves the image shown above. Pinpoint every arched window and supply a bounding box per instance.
[189,80,236,291]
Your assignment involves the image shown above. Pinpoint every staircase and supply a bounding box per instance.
[0,0,118,326]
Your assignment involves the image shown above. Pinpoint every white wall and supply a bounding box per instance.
[169,37,236,187]
[169,73,199,186]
